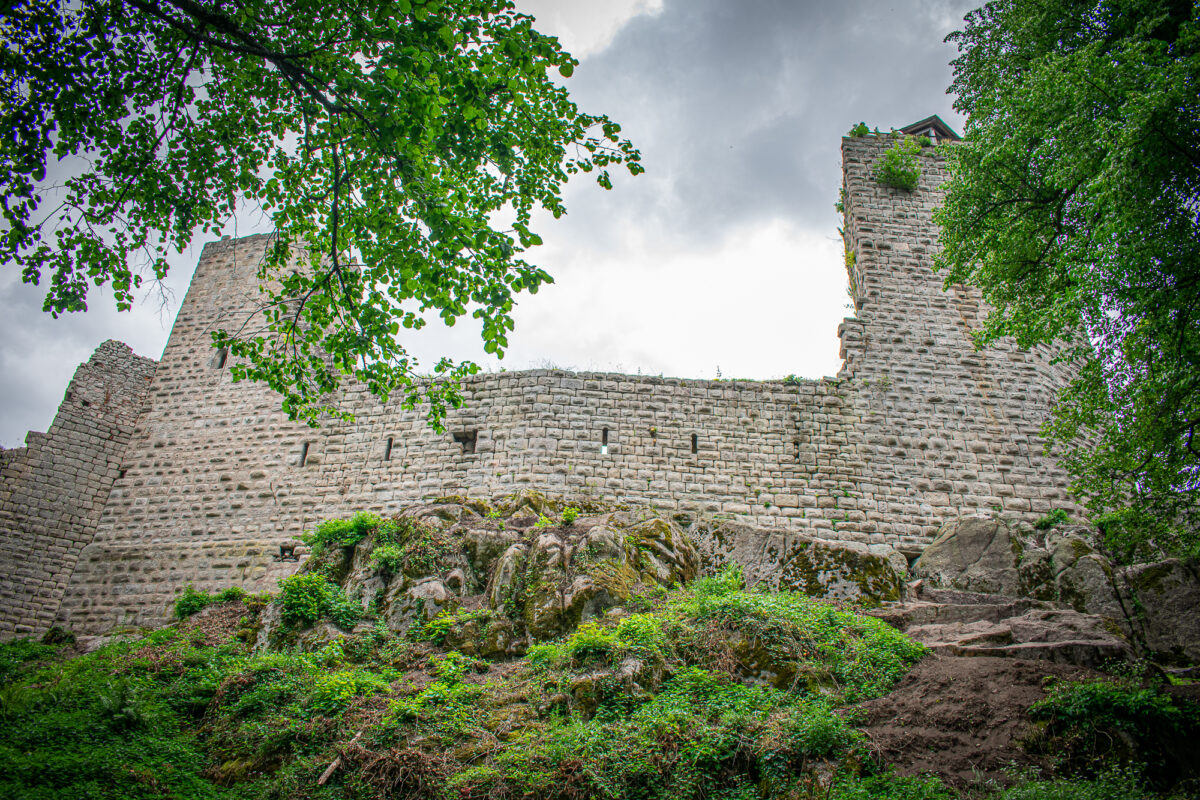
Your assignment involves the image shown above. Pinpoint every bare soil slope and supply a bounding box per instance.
[858,655,1104,788]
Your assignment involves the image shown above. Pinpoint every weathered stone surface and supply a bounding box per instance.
[913,518,1022,596]
[1045,535,1123,621]
[1118,558,1200,665]
[689,520,905,602]
[902,517,1200,666]
[870,583,1132,668]
[0,341,156,638]
[913,518,1127,623]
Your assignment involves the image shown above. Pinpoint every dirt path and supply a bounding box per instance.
[857,655,1105,789]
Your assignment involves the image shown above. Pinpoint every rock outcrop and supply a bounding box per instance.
[870,583,1131,666]
[263,494,920,654]
[1119,558,1200,665]
[264,493,702,655]
[906,515,1200,666]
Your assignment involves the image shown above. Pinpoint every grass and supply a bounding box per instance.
[0,561,1190,800]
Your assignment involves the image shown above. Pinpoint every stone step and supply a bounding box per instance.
[910,581,1057,607]
[871,588,1134,669]
[870,597,1051,629]
[926,639,1131,667]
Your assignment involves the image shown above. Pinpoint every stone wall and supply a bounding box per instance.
[0,341,156,637]
[16,134,1084,636]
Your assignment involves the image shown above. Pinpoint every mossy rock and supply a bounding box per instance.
[690,520,904,603]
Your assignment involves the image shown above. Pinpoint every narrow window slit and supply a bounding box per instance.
[215,348,228,369]
[601,427,609,455]
[794,440,801,461]
[298,442,310,467]
[383,437,393,462]
[691,433,698,454]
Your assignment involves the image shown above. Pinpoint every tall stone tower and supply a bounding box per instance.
[54,235,320,633]
[0,342,156,638]
[835,130,1078,543]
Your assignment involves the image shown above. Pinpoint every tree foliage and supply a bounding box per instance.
[936,0,1200,553]
[0,0,641,425]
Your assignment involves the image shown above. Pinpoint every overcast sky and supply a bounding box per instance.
[0,0,974,448]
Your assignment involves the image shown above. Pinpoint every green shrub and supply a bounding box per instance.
[308,668,388,716]
[278,573,331,625]
[991,769,1156,800]
[477,667,867,799]
[1093,506,1197,564]
[683,567,924,701]
[0,682,34,720]
[98,679,150,731]
[362,516,458,577]
[562,506,579,525]
[874,137,922,191]
[525,642,563,670]
[39,625,75,646]
[215,586,247,603]
[277,573,360,629]
[173,584,213,619]
[327,588,362,629]
[370,542,405,574]
[1035,508,1072,530]
[829,772,954,800]
[847,121,870,137]
[614,613,665,658]
[1029,678,1200,789]
[174,584,249,619]
[564,621,618,664]
[304,511,381,554]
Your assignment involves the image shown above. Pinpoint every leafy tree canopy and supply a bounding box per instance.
[936,0,1200,557]
[0,0,641,426]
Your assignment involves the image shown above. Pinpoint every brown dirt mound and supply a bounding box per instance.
[857,654,1104,789]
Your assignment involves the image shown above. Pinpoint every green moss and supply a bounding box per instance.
[778,542,903,602]
[1128,562,1175,595]
[585,558,640,601]
[1070,537,1094,559]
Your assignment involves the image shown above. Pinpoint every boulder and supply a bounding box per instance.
[1118,558,1200,665]
[688,521,905,602]
[913,517,1022,595]
[1045,533,1123,621]
[914,518,1126,624]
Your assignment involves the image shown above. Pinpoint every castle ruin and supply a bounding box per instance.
[0,130,1082,638]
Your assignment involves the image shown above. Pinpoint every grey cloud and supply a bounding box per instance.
[543,0,973,256]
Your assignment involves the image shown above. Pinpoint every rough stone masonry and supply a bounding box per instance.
[0,133,1082,638]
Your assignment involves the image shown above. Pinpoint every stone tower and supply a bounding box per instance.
[835,132,1078,542]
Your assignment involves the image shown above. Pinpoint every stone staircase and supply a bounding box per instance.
[868,581,1132,667]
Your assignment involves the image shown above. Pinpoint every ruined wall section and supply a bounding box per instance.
[0,341,156,637]
[325,370,860,537]
[56,236,325,634]
[49,139,1083,634]
[837,135,1081,541]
